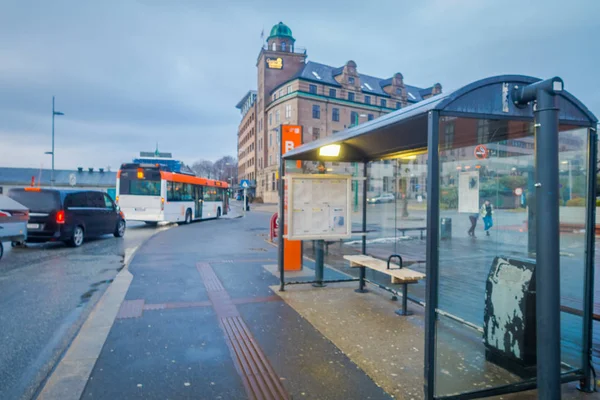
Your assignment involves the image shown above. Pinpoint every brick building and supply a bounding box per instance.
[235,91,257,188]
[236,22,442,202]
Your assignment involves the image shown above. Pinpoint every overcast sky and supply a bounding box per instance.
[1,0,598,171]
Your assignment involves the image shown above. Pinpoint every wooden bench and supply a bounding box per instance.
[397,227,427,239]
[344,254,426,316]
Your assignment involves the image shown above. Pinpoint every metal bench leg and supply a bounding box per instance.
[355,266,368,293]
[395,283,413,316]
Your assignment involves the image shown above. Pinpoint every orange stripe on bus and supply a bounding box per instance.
[159,171,228,188]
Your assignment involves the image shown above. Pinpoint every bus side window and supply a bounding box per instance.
[172,182,182,201]
[182,183,193,201]
[167,182,174,201]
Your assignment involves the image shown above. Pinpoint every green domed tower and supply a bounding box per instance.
[266,22,295,52]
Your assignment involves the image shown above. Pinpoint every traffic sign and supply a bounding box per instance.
[474,144,488,159]
[240,180,250,188]
[514,187,523,196]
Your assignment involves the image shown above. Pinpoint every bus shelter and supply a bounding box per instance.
[279,75,598,399]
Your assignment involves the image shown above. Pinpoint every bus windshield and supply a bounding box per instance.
[119,169,161,196]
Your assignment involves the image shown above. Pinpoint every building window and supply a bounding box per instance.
[272,42,276,51]
[364,95,371,105]
[275,110,280,124]
[309,84,317,94]
[350,111,358,126]
[285,104,291,119]
[269,113,272,126]
[348,92,355,101]
[273,93,277,101]
[368,114,374,121]
[348,76,355,84]
[269,134,272,147]
[380,99,387,107]
[287,85,292,94]
[396,102,401,109]
[281,42,286,51]
[329,88,336,98]
[312,127,320,141]
[272,173,276,191]
[312,105,320,119]
[269,155,272,166]
[332,108,340,122]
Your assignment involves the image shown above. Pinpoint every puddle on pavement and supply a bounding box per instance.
[79,279,114,306]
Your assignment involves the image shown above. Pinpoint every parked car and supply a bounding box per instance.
[0,195,29,260]
[367,193,395,204]
[8,188,126,247]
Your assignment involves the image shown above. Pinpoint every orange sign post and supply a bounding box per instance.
[280,125,303,271]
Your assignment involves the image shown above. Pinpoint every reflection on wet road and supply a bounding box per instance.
[0,222,167,400]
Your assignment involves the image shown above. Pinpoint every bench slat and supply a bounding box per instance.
[344,255,426,283]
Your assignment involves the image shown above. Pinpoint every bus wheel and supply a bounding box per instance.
[216,208,221,219]
[185,209,192,224]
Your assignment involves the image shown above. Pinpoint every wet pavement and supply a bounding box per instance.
[0,221,163,400]
[82,211,391,400]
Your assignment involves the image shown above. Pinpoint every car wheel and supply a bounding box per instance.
[216,208,221,218]
[185,209,192,224]
[114,220,126,238]
[68,226,84,247]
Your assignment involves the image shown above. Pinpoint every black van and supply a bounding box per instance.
[8,188,126,247]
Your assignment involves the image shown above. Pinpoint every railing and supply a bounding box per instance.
[261,44,307,55]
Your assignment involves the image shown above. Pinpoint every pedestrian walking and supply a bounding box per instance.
[245,195,250,211]
[480,200,494,236]
[467,213,479,237]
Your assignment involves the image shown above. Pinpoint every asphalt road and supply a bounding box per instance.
[0,221,166,400]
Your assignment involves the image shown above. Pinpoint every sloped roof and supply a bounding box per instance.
[0,168,117,188]
[283,75,597,163]
[290,61,429,103]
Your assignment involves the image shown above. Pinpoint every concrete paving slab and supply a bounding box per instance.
[271,282,594,399]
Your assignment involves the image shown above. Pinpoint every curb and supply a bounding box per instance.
[36,224,172,400]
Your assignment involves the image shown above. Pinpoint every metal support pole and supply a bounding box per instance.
[51,96,55,187]
[424,110,440,399]
[535,88,562,400]
[362,162,367,256]
[355,266,367,293]
[527,165,536,256]
[313,240,325,287]
[513,78,565,399]
[579,127,597,392]
[278,145,285,292]
[313,161,327,287]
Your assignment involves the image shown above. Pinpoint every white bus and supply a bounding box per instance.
[116,163,229,224]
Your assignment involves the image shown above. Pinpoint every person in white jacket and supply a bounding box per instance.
[480,200,494,236]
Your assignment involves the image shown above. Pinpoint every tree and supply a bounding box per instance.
[191,160,215,178]
[213,156,237,183]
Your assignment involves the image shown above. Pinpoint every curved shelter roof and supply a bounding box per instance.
[283,75,597,162]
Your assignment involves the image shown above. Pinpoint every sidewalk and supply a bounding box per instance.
[38,210,596,399]
[58,212,390,400]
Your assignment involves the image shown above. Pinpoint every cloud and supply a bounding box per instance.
[0,0,598,171]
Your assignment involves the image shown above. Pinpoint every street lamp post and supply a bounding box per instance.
[49,96,64,186]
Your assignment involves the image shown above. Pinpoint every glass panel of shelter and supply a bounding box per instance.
[433,116,590,397]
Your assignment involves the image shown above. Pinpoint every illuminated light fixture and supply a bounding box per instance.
[475,165,481,169]
[319,144,341,157]
[465,165,471,170]
[401,155,417,160]
[456,166,462,170]
[137,168,144,179]
[561,161,568,164]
